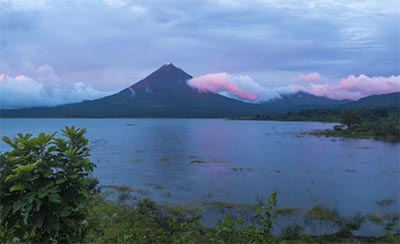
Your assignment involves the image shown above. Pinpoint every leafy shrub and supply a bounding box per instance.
[255,192,277,242]
[0,126,97,243]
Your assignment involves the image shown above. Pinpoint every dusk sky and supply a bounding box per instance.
[0,0,399,108]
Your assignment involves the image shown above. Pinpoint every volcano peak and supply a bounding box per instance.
[131,63,192,89]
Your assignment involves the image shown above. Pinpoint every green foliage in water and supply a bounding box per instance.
[0,126,97,243]
[306,205,340,222]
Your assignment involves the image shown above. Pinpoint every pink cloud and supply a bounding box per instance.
[188,73,280,103]
[306,74,400,100]
[14,75,29,81]
[295,72,321,83]
[35,64,59,81]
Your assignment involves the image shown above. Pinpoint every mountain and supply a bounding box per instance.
[1,64,258,118]
[347,92,400,108]
[260,91,348,113]
[1,64,398,118]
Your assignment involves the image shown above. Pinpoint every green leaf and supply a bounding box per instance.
[69,174,78,179]
[12,200,27,213]
[10,184,26,192]
[5,174,18,182]
[2,136,13,146]
[55,178,66,184]
[27,192,36,203]
[256,205,261,215]
[12,163,36,175]
[48,193,61,203]
[34,199,42,211]
[59,208,71,217]
[38,190,48,199]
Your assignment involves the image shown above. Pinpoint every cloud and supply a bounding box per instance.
[187,73,280,103]
[188,72,400,102]
[304,74,400,100]
[0,0,398,89]
[0,72,111,109]
[35,64,59,81]
[294,72,322,83]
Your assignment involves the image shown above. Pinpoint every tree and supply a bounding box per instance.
[340,111,361,129]
[0,126,97,243]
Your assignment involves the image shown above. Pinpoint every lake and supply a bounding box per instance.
[1,118,399,235]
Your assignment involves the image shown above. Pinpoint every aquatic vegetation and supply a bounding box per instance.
[102,184,148,197]
[203,201,256,210]
[270,169,281,173]
[202,191,214,201]
[133,159,142,163]
[190,159,206,164]
[376,198,395,207]
[213,159,229,164]
[125,123,137,126]
[90,138,108,150]
[154,185,163,190]
[160,157,169,161]
[276,208,301,216]
[134,189,148,195]
[345,169,357,173]
[306,205,341,222]
[102,184,134,192]
[206,201,236,209]
[368,214,384,224]
[231,167,254,171]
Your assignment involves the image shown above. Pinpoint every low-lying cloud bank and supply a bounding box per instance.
[187,73,281,102]
[305,74,400,100]
[0,73,110,109]
[188,73,400,102]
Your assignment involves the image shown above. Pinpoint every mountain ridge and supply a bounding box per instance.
[1,64,399,118]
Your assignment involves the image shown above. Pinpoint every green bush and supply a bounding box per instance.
[0,126,97,243]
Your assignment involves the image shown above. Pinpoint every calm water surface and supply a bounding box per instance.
[1,118,399,234]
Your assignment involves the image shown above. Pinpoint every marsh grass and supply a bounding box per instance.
[232,167,254,171]
[276,208,301,216]
[376,199,395,207]
[368,214,384,224]
[190,159,206,164]
[306,205,341,222]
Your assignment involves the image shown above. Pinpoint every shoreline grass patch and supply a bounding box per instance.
[191,159,206,164]
[306,205,341,222]
[276,208,302,216]
[232,167,254,171]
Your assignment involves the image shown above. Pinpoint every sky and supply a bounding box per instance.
[0,0,399,108]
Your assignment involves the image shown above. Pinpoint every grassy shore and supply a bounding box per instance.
[81,190,400,243]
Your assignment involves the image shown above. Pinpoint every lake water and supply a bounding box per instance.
[1,118,399,235]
